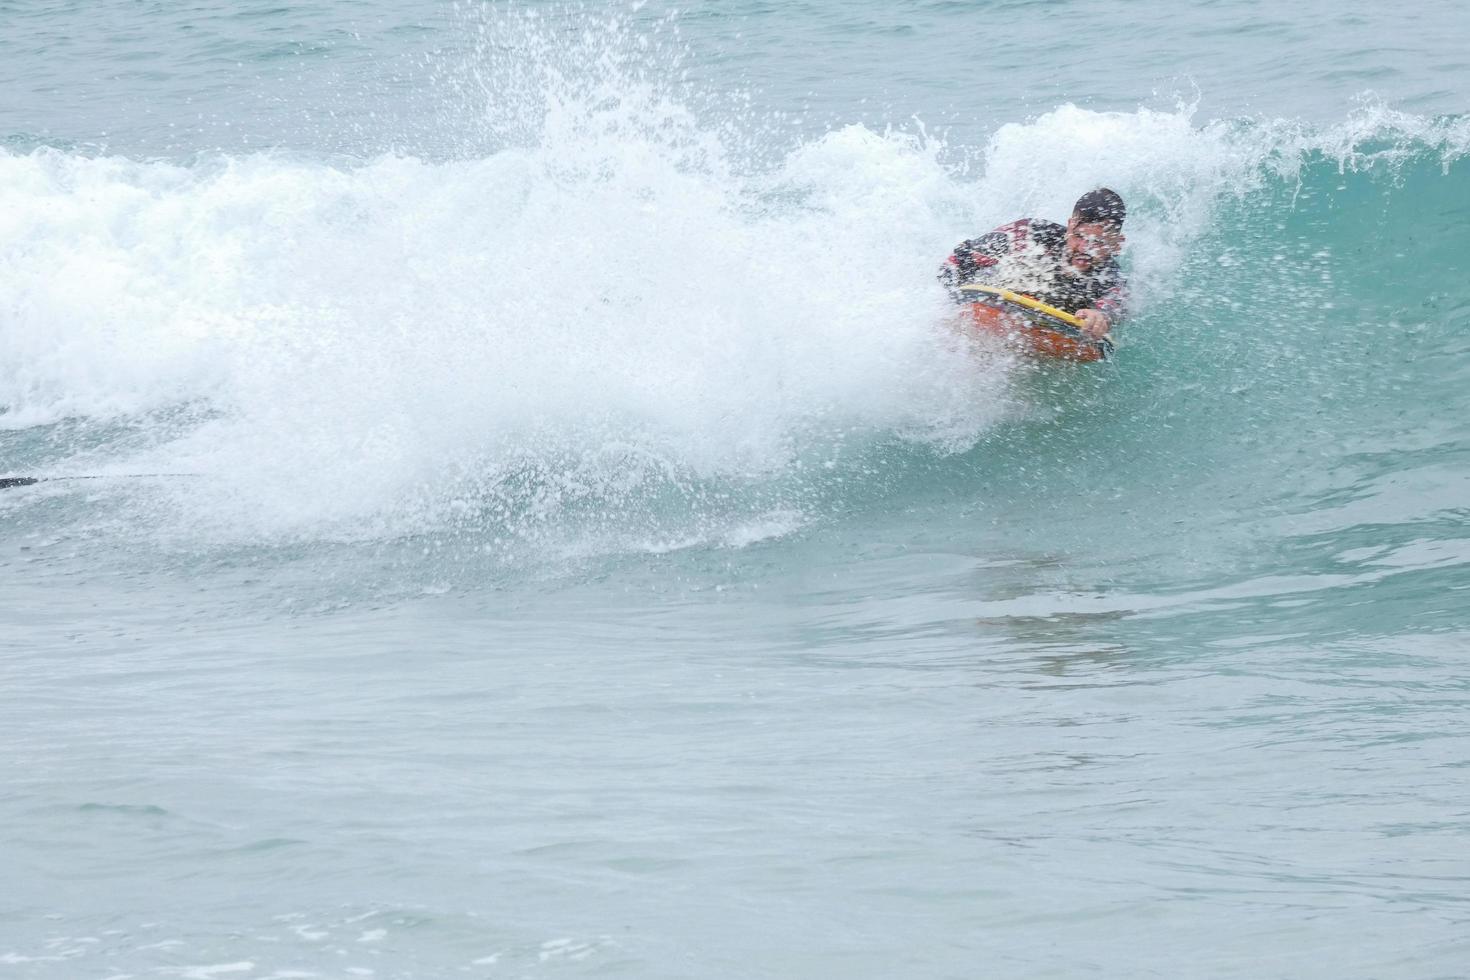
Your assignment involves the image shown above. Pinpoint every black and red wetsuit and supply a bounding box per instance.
[939,218,1128,324]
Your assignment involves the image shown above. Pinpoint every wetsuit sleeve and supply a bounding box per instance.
[938,230,1012,291]
[1091,279,1130,327]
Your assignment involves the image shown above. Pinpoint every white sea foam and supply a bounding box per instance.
[0,104,1000,542]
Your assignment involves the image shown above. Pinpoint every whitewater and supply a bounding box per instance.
[3,2,1469,977]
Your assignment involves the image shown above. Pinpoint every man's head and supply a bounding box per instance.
[1065,187,1126,274]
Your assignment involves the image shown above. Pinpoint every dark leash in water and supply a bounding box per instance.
[0,474,198,490]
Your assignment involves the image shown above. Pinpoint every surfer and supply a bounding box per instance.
[939,188,1128,339]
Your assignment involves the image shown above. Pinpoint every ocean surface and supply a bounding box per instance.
[3,2,1469,977]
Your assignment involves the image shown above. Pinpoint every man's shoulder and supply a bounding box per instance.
[989,217,1063,233]
[988,217,1066,249]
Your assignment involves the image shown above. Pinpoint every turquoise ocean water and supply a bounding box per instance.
[3,2,1469,976]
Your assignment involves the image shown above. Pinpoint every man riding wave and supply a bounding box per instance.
[939,188,1128,340]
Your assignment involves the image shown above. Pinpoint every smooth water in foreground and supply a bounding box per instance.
[3,2,1469,977]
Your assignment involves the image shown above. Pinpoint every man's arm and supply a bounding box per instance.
[938,230,1013,291]
[1078,280,1128,338]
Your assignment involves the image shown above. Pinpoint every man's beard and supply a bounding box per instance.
[1064,249,1095,274]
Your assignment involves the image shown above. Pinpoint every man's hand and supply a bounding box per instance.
[1076,308,1111,339]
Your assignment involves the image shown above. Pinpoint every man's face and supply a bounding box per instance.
[1064,218,1125,273]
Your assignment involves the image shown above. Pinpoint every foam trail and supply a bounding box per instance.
[0,133,996,540]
